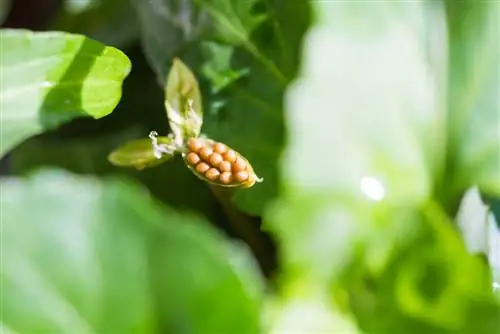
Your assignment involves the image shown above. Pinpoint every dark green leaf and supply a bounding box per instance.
[0,29,131,158]
[0,0,11,25]
[54,0,139,48]
[131,0,209,84]
[108,136,174,170]
[1,169,263,333]
[165,58,203,139]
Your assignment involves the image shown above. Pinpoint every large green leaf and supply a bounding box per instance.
[445,1,500,197]
[265,1,500,332]
[0,29,131,158]
[1,169,263,333]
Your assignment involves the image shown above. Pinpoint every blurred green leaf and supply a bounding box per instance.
[445,1,500,196]
[165,58,203,139]
[108,136,174,170]
[1,169,263,334]
[265,1,500,332]
[131,0,209,84]
[0,29,131,158]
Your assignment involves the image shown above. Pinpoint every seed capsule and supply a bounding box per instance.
[183,137,263,188]
[186,152,200,165]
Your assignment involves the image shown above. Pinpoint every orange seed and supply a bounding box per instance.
[232,157,246,172]
[235,171,249,182]
[196,162,210,173]
[209,153,223,167]
[220,172,232,184]
[199,147,214,161]
[219,161,232,173]
[214,143,227,154]
[205,168,220,180]
[223,150,237,163]
[186,152,200,165]
[188,138,203,152]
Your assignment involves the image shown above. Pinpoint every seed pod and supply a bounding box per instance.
[182,137,262,188]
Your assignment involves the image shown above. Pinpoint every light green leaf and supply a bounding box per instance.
[108,136,174,170]
[0,29,131,158]
[165,58,203,139]
[1,169,263,334]
[446,1,500,196]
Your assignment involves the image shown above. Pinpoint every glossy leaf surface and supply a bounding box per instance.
[0,29,131,157]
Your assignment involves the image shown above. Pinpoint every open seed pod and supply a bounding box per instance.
[183,137,263,188]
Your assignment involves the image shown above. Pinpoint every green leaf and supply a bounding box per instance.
[0,29,131,158]
[1,169,263,333]
[108,136,174,170]
[165,58,203,140]
[445,1,500,197]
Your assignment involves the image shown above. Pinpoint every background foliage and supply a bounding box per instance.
[1,0,499,333]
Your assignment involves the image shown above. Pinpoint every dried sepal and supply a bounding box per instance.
[108,136,175,170]
[165,58,203,140]
[182,137,263,189]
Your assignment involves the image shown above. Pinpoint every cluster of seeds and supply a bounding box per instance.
[184,137,255,187]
